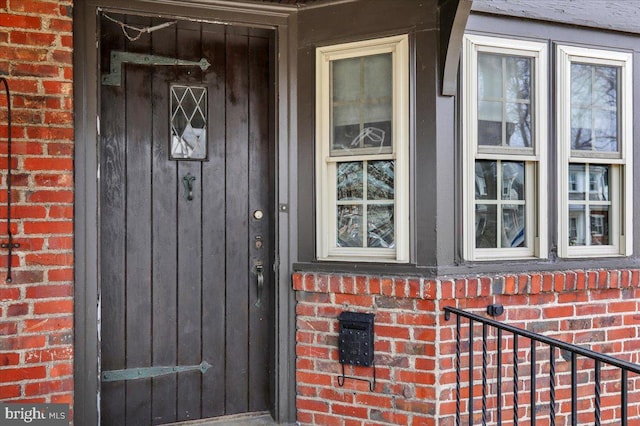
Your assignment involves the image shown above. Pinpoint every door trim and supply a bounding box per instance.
[73,1,298,424]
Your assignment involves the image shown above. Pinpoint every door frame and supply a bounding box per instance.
[73,1,299,424]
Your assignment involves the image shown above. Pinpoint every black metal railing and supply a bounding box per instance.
[444,306,640,426]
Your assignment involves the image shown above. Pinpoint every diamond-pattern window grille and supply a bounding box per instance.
[170,85,207,160]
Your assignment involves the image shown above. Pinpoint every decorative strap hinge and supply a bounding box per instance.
[102,51,211,86]
[102,361,211,382]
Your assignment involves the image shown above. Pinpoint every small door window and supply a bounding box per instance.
[170,84,207,160]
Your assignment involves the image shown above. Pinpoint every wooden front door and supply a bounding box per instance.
[98,13,274,425]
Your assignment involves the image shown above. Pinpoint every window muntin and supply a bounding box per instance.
[170,85,207,160]
[557,45,632,257]
[463,35,547,261]
[316,35,409,262]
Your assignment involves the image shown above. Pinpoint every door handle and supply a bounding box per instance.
[254,262,264,307]
[182,173,196,201]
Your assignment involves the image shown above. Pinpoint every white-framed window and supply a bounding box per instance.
[462,35,548,261]
[557,45,633,257]
[315,35,409,262]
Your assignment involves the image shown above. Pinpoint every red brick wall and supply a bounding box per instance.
[294,269,640,425]
[0,0,74,409]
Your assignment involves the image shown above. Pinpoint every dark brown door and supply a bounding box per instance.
[99,14,274,425]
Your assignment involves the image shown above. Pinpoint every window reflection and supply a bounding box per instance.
[568,164,611,246]
[331,53,393,155]
[570,63,619,153]
[568,206,610,246]
[337,205,363,247]
[477,53,532,148]
[475,160,526,249]
[336,160,395,248]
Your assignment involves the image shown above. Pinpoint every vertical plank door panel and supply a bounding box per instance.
[123,15,153,425]
[176,19,204,422]
[150,18,179,425]
[200,24,228,418]
[99,13,127,426]
[225,28,251,415]
[248,33,272,413]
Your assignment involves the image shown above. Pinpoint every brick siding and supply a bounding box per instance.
[294,270,640,425]
[0,0,74,411]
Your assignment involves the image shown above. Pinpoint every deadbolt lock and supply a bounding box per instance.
[255,235,263,249]
[253,210,264,220]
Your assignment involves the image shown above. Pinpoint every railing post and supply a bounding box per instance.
[595,360,601,426]
[456,314,461,426]
[571,352,577,426]
[497,328,502,426]
[469,319,474,426]
[621,369,628,426]
[482,324,487,426]
[513,334,519,426]
[550,346,556,426]
[530,339,536,426]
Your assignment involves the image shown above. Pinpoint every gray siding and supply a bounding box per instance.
[473,0,640,35]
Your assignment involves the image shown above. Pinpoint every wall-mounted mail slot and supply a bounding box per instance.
[338,311,375,366]
[337,311,376,391]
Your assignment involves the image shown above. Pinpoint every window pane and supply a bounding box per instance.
[571,108,592,150]
[337,205,363,247]
[363,54,392,99]
[571,63,619,153]
[475,204,497,248]
[475,161,497,200]
[478,101,502,146]
[368,160,394,200]
[502,205,525,248]
[569,164,586,201]
[505,56,531,100]
[571,64,592,107]
[593,109,617,152]
[502,162,525,200]
[368,205,394,248]
[589,165,609,201]
[594,65,618,108]
[589,206,610,245]
[478,53,502,99]
[506,102,531,147]
[337,162,363,200]
[568,205,586,246]
[332,58,360,102]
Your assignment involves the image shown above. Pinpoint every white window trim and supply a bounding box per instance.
[462,34,548,261]
[315,35,409,263]
[557,45,633,258]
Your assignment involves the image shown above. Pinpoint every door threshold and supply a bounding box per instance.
[166,412,276,426]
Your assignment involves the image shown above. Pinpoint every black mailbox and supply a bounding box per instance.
[338,311,375,367]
